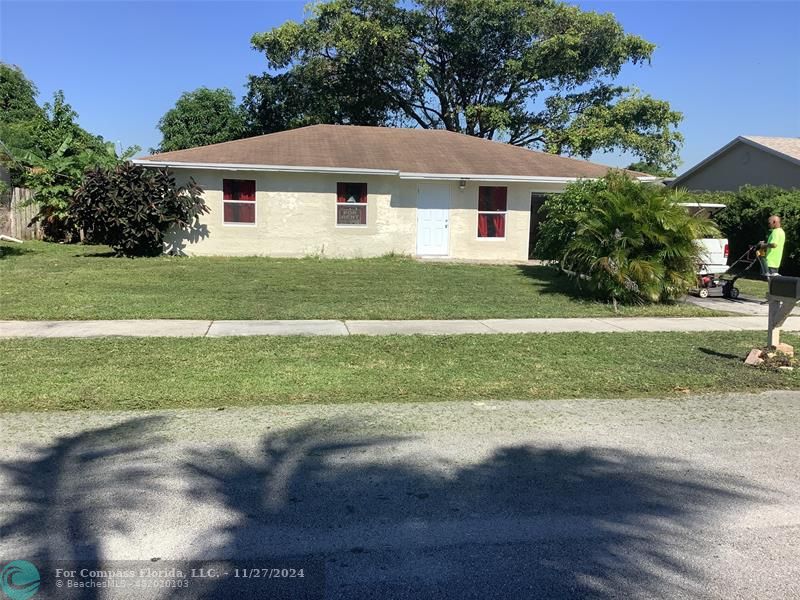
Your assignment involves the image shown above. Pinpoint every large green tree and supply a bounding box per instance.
[1,63,137,239]
[0,63,45,132]
[250,0,683,170]
[243,68,398,135]
[156,87,247,152]
[0,63,47,180]
[625,161,675,177]
[1,66,107,164]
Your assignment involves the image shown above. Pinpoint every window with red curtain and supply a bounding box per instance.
[336,182,367,226]
[478,186,507,238]
[223,179,256,224]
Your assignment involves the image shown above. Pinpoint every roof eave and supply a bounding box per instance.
[131,159,398,176]
[741,137,800,168]
[399,172,656,183]
[132,159,655,183]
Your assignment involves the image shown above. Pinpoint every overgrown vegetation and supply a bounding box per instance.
[0,62,46,184]
[0,63,138,240]
[15,134,126,240]
[70,163,208,257]
[535,177,799,298]
[538,173,718,305]
[534,178,606,262]
[1,332,797,412]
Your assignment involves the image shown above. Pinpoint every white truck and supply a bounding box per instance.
[678,202,738,298]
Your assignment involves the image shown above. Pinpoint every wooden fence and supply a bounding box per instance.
[0,188,41,241]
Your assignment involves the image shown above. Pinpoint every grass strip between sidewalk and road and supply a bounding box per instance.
[0,242,720,320]
[1,331,798,412]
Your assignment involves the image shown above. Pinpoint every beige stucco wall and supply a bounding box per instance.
[167,169,552,260]
[677,143,800,191]
[449,181,531,261]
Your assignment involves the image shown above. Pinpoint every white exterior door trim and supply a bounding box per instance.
[416,183,450,256]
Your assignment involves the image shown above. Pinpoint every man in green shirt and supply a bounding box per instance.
[758,215,785,277]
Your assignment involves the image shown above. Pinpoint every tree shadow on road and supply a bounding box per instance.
[0,417,166,598]
[181,420,769,600]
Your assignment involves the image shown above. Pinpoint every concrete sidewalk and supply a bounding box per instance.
[1,316,800,338]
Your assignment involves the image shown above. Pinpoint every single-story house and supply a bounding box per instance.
[134,125,653,260]
[671,135,800,191]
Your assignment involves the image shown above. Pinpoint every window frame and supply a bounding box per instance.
[222,178,257,227]
[335,182,368,228]
[477,186,508,240]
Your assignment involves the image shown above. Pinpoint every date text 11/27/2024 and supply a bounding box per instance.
[193,568,306,578]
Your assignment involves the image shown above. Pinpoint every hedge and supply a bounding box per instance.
[534,182,799,276]
[690,186,800,276]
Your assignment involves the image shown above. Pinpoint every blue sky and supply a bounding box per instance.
[1,0,799,173]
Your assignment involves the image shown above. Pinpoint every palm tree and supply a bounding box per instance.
[563,172,719,308]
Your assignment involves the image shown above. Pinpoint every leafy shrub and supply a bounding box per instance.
[692,186,799,276]
[2,84,139,241]
[18,136,122,241]
[533,178,607,261]
[562,172,718,305]
[70,162,208,257]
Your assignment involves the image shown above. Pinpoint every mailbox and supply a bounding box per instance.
[769,276,800,299]
[767,275,800,347]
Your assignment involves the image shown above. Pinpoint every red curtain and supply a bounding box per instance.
[492,214,505,237]
[223,179,256,223]
[478,213,505,237]
[224,203,255,223]
[478,186,507,237]
[337,182,367,203]
[239,180,255,201]
[478,213,489,237]
[223,179,255,201]
[223,179,234,200]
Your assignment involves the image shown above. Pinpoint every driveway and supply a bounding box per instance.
[1,393,798,599]
[685,293,800,316]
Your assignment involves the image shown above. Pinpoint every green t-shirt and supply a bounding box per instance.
[766,227,785,268]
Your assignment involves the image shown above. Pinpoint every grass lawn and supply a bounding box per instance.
[1,331,797,412]
[0,242,719,320]
[734,276,768,298]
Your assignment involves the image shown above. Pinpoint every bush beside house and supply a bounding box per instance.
[534,179,607,262]
[70,163,208,257]
[536,179,799,295]
[559,173,718,306]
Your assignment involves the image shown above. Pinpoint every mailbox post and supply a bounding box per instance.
[766,276,800,347]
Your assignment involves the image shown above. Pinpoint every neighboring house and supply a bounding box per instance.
[134,125,652,260]
[671,136,800,191]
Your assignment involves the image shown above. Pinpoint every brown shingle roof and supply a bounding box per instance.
[742,136,800,163]
[139,125,646,179]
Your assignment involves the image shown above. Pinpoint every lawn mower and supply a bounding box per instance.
[693,246,761,299]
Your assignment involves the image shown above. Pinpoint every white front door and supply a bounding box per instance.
[416,183,450,256]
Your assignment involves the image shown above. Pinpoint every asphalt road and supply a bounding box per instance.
[1,392,798,599]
